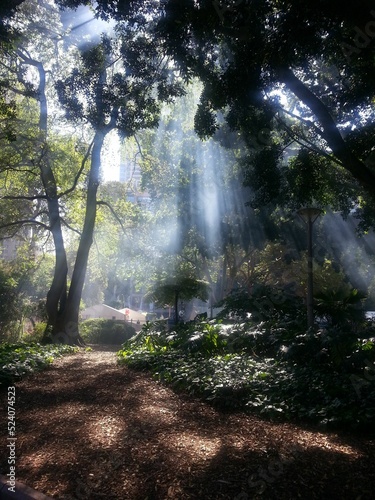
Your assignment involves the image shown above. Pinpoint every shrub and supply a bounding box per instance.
[216,284,305,325]
[23,322,47,343]
[0,267,20,342]
[215,289,252,320]
[314,288,366,327]
[80,318,136,344]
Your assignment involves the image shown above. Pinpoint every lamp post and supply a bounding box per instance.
[297,207,322,329]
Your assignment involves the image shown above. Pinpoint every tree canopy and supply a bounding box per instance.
[2,0,375,342]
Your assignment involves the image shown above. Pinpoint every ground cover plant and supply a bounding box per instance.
[0,342,79,387]
[118,306,375,431]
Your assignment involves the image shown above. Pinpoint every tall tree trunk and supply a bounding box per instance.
[54,130,106,344]
[44,174,68,335]
[27,55,69,343]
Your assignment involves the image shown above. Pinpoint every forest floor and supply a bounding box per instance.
[0,345,374,500]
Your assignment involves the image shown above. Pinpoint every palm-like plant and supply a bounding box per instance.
[145,274,210,324]
[314,288,366,326]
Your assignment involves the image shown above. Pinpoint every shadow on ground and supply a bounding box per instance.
[0,347,374,499]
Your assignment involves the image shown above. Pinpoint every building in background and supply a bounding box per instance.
[81,304,146,332]
[0,227,40,261]
[119,160,151,207]
[0,238,21,261]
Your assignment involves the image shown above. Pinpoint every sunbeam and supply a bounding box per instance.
[59,4,115,48]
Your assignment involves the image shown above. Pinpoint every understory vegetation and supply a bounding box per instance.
[79,319,136,345]
[118,289,375,431]
[0,342,79,387]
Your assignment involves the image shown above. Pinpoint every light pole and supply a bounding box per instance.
[297,207,322,329]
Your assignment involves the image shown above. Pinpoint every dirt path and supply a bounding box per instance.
[0,346,374,499]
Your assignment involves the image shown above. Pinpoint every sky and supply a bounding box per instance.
[102,131,121,182]
[59,3,119,182]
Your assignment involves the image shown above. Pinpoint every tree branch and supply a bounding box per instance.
[58,140,94,198]
[134,134,145,159]
[278,68,375,196]
[96,200,131,233]
[60,218,82,236]
[274,114,344,168]
[276,104,324,138]
[1,194,47,201]
[16,49,41,68]
[0,219,50,231]
[1,166,39,176]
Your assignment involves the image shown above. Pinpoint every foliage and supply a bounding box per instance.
[157,0,375,201]
[0,341,78,387]
[0,0,185,345]
[23,321,47,343]
[216,284,305,325]
[314,288,367,327]
[84,180,147,308]
[2,1,375,351]
[118,317,375,430]
[147,275,210,306]
[0,2,94,344]
[283,149,357,215]
[0,265,20,342]
[131,83,245,305]
[79,318,136,345]
[145,265,210,323]
[52,1,375,220]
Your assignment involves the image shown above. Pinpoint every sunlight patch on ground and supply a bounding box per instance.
[20,450,56,470]
[168,431,222,462]
[287,432,366,458]
[86,415,125,447]
[307,440,365,457]
[137,403,179,424]
[55,402,88,414]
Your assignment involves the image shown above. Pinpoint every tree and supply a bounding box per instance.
[82,180,149,309]
[149,1,375,217]
[135,83,261,305]
[53,28,183,342]
[0,15,88,343]
[11,0,375,213]
[5,0,375,339]
[52,0,375,307]
[0,0,183,344]
[145,270,210,324]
